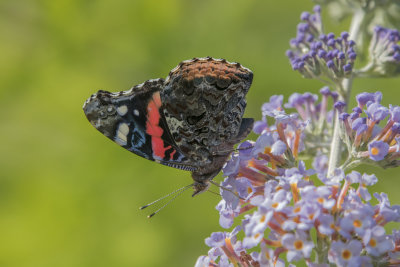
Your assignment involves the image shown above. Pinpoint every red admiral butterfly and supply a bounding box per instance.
[83,57,253,196]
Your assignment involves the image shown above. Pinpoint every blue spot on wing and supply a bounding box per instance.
[131,128,146,148]
[129,128,149,159]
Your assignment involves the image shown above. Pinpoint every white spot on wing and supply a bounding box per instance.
[115,123,129,146]
[117,105,128,116]
[133,109,139,116]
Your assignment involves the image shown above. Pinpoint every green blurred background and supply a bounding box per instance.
[0,1,399,266]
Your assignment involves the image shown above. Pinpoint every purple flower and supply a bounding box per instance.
[260,189,291,212]
[271,140,287,155]
[345,170,362,184]
[368,140,389,161]
[317,213,336,236]
[302,185,336,210]
[284,90,337,147]
[366,102,389,122]
[252,132,275,155]
[374,192,400,223]
[194,256,210,267]
[287,6,356,81]
[253,119,268,134]
[319,168,344,186]
[242,229,264,249]
[390,105,400,122]
[262,95,284,116]
[257,243,286,267]
[297,203,321,230]
[223,154,241,178]
[357,173,378,201]
[216,198,239,229]
[334,101,346,113]
[282,231,314,262]
[361,173,378,186]
[235,178,254,199]
[389,230,400,261]
[220,177,240,209]
[351,117,366,131]
[356,92,382,108]
[328,240,363,266]
[339,205,375,238]
[312,152,328,177]
[202,227,247,266]
[205,232,227,248]
[368,26,400,76]
[339,92,400,167]
[363,225,394,257]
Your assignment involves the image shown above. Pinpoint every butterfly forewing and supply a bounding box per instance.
[83,78,193,169]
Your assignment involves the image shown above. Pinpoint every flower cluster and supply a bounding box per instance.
[360,26,400,77]
[285,87,338,143]
[196,95,400,267]
[195,4,400,267]
[338,91,400,169]
[315,0,400,35]
[286,6,356,84]
[255,87,338,157]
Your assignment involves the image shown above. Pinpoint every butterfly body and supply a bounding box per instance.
[83,57,253,195]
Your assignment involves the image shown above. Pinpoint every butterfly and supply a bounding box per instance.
[83,57,253,196]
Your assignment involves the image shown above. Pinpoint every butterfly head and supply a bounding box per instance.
[192,181,210,197]
[191,168,222,196]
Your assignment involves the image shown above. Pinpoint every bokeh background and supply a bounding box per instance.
[1,1,399,266]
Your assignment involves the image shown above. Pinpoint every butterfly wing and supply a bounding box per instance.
[83,78,197,171]
[161,57,254,173]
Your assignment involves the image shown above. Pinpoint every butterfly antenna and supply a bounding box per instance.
[209,180,244,200]
[236,145,254,151]
[139,183,193,210]
[146,184,192,218]
[207,189,222,197]
[211,145,254,156]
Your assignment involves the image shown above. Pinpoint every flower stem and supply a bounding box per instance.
[327,10,366,176]
[316,233,330,264]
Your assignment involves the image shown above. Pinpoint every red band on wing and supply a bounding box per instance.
[146,92,171,160]
[169,149,176,160]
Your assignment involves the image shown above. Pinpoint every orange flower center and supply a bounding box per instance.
[294,240,303,250]
[353,219,362,228]
[342,249,351,260]
[294,206,301,213]
[369,238,377,247]
[371,147,379,155]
